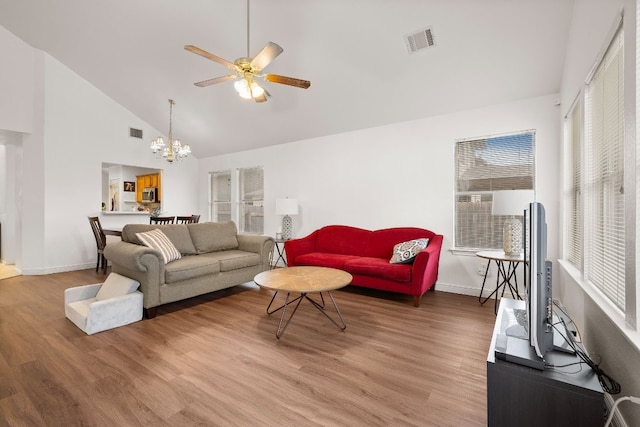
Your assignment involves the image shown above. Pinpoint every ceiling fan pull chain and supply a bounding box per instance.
[246,0,250,57]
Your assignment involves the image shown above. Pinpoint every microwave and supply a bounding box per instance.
[142,187,157,202]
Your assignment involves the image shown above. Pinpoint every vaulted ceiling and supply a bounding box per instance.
[0,0,574,158]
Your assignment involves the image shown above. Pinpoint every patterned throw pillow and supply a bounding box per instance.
[136,229,182,264]
[389,238,429,264]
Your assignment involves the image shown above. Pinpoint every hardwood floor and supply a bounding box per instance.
[0,269,496,426]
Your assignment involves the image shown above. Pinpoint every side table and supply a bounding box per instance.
[271,239,287,269]
[476,250,523,314]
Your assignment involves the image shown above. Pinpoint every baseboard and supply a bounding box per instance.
[21,262,96,276]
[435,281,483,297]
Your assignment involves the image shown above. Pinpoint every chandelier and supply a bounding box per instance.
[150,99,191,163]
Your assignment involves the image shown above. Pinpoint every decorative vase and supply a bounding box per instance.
[282,215,293,240]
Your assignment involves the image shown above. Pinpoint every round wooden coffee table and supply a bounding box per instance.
[254,266,352,339]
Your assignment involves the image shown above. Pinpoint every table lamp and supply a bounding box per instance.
[492,190,534,256]
[276,198,299,240]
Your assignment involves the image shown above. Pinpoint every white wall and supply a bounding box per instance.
[36,54,199,273]
[0,25,200,274]
[198,94,561,297]
[0,25,34,133]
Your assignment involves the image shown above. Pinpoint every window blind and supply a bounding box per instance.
[584,25,625,309]
[566,99,583,269]
[455,131,535,250]
[238,167,264,234]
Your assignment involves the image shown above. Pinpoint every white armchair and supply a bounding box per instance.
[65,273,143,335]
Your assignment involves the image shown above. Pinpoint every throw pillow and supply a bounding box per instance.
[96,272,140,301]
[389,238,429,264]
[136,228,182,264]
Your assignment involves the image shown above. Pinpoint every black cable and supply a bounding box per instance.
[552,300,582,341]
[548,320,621,394]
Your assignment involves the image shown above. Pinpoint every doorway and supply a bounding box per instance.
[0,130,22,277]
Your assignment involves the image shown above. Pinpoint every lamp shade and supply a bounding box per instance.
[276,198,299,216]
[492,190,534,216]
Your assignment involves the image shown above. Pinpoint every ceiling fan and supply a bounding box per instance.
[184,0,310,103]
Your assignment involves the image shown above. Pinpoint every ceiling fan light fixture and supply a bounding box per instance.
[234,78,264,99]
[185,0,309,102]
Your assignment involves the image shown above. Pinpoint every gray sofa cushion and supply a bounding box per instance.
[188,221,239,253]
[164,255,221,284]
[201,250,261,272]
[121,224,198,255]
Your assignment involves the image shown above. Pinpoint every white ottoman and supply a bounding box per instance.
[65,273,143,335]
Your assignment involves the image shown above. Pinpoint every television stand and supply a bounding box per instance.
[487,298,605,426]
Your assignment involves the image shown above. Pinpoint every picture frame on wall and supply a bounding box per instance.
[124,181,135,192]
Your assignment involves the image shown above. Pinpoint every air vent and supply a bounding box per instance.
[129,127,143,139]
[405,26,436,54]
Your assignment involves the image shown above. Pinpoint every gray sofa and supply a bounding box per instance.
[103,221,274,318]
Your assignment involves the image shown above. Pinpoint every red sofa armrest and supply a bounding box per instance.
[284,230,319,266]
[410,234,444,296]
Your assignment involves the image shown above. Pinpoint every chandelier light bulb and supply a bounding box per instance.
[150,137,165,153]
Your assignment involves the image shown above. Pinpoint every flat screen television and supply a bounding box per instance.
[523,201,554,359]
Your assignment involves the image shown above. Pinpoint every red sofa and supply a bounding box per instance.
[284,225,443,307]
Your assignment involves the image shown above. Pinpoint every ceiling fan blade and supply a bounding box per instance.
[264,74,311,89]
[250,42,284,71]
[184,45,236,69]
[194,75,237,87]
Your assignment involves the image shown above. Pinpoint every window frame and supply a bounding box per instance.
[454,130,536,252]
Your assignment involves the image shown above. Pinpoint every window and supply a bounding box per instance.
[210,167,264,234]
[211,171,231,222]
[238,167,264,234]
[455,131,535,250]
[584,24,625,310]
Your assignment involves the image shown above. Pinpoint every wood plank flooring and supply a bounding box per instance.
[0,269,496,426]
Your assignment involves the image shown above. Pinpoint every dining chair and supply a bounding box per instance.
[177,215,200,224]
[88,216,108,274]
[150,216,175,224]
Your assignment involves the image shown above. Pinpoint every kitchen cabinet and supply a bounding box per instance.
[136,176,144,202]
[136,173,161,202]
[157,172,162,201]
[144,174,158,187]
